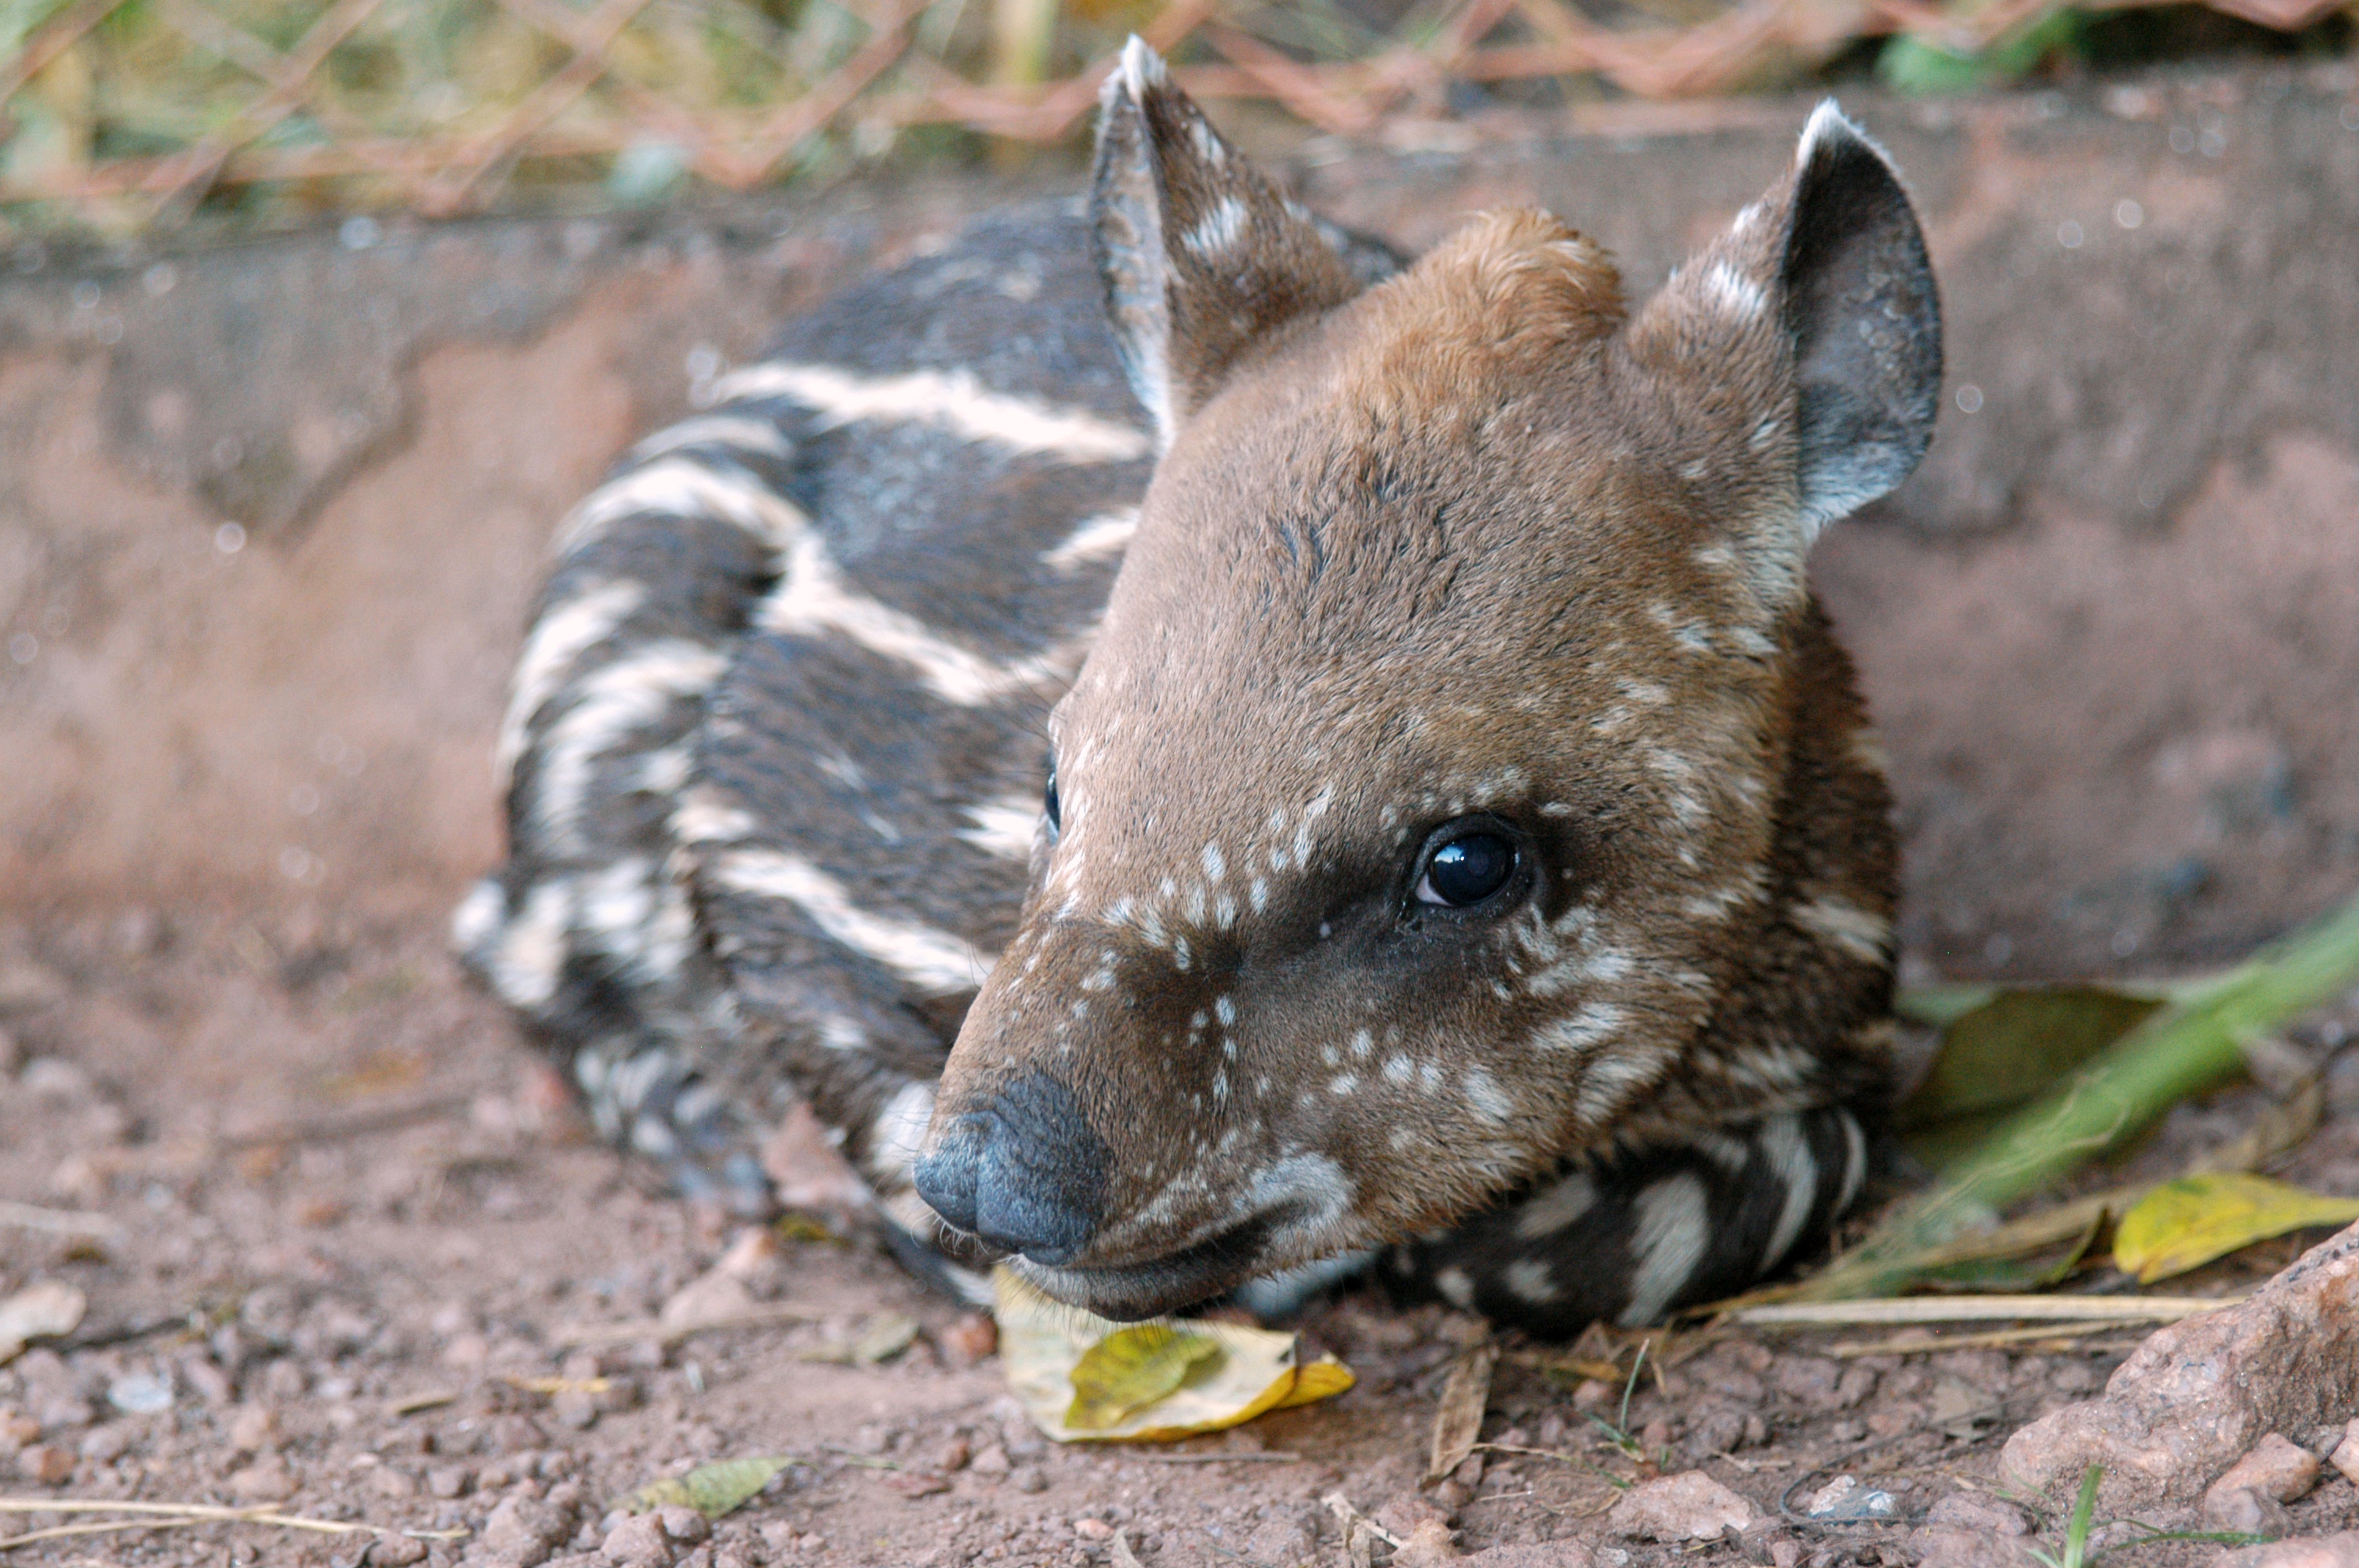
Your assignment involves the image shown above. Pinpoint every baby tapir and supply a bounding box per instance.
[457,38,1941,1336]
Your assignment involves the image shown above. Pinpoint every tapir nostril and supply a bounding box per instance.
[912,1133,980,1236]
[931,1074,1109,1266]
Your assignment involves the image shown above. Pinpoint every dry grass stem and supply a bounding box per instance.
[1732,1293,2245,1328]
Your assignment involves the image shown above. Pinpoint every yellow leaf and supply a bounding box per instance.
[1066,1325,1224,1430]
[2112,1173,2359,1284]
[614,1455,794,1518]
[993,1267,1354,1443]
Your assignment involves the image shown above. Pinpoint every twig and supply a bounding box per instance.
[1824,1323,2154,1358]
[223,1092,478,1149]
[550,1301,823,1349]
[1733,1294,2243,1327]
[0,1497,467,1554]
[0,1202,120,1239]
[1117,1450,1302,1464]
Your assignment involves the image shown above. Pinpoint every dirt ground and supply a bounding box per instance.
[5,920,2359,1568]
[9,64,2359,1568]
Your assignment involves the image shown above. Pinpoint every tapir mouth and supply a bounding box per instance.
[1009,1207,1292,1322]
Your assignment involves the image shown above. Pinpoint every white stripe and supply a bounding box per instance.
[1791,895,1892,965]
[498,579,646,786]
[1757,1113,1820,1272]
[869,1081,939,1183]
[758,535,1074,706]
[628,414,794,463]
[1834,1109,1868,1213]
[485,877,572,1011]
[711,848,995,995]
[1620,1172,1711,1326]
[532,641,728,848]
[449,878,505,959]
[557,456,807,554]
[714,361,1151,464]
[1042,507,1140,572]
[958,796,1041,862]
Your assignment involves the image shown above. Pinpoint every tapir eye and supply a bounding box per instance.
[1413,823,1522,909]
[1043,768,1062,842]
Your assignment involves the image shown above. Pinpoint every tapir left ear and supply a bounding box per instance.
[1778,103,1943,531]
[1637,102,1943,540]
[1089,38,1365,448]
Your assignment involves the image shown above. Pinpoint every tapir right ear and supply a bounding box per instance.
[1090,39,1364,448]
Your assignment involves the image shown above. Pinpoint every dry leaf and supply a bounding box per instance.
[658,1267,759,1332]
[2112,1172,2359,1284]
[994,1267,1353,1443]
[1066,1325,1224,1431]
[502,1375,611,1396]
[613,1455,794,1518]
[1424,1337,1497,1483]
[0,1280,85,1364]
[852,1312,920,1366]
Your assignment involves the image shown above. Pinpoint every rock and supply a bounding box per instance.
[1925,1494,2030,1535]
[1009,1465,1048,1494]
[1772,1356,1843,1406]
[2211,1436,2324,1507]
[227,1404,278,1454]
[1457,1548,1593,1568]
[429,1464,475,1498]
[78,1422,135,1464]
[479,1492,576,1568]
[2209,1534,2359,1568]
[1910,1525,2040,1568]
[1805,1475,1895,1520]
[602,1512,676,1568]
[2207,1488,2296,1539]
[937,1313,998,1366]
[373,1537,432,1566]
[2001,1221,2359,1512]
[653,1507,708,1544]
[967,1443,1012,1476]
[760,1102,871,1225]
[1605,1472,1765,1541]
[1243,1507,1321,1566]
[551,1389,601,1431]
[15,1443,73,1484]
[1390,1518,1461,1566]
[228,1461,296,1502]
[2333,1421,2359,1486]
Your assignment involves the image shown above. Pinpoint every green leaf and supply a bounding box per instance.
[1899,985,2165,1132]
[2112,1173,2359,1285]
[1064,1324,1224,1432]
[1877,8,2081,96]
[614,1455,794,1519]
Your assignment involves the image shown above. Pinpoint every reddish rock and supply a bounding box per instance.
[1389,1518,1461,1566]
[2329,1421,2359,1486]
[2210,1436,2324,1508]
[600,1512,675,1568]
[227,1460,296,1503]
[2000,1221,2359,1512]
[15,1443,74,1485]
[1605,1471,1765,1541]
[2209,1534,2359,1568]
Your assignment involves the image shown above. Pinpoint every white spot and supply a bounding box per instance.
[1790,895,1892,965]
[1434,1267,1474,1308]
[1461,1067,1512,1122]
[1183,195,1249,259]
[670,788,760,846]
[485,877,572,1011]
[711,361,1150,464]
[1328,1074,1358,1096]
[1532,1003,1627,1051]
[712,848,994,995]
[1214,996,1237,1027]
[1620,1173,1711,1325]
[1201,841,1226,881]
[1702,260,1768,321]
[1505,1259,1559,1304]
[1834,1109,1867,1213]
[1513,1171,1598,1240]
[1383,1055,1412,1084]
[760,535,1074,706]
[450,878,505,958]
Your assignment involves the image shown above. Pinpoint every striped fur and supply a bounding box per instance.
[461,64,1939,1334]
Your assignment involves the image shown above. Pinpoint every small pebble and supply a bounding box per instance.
[968,1443,1011,1476]
[602,1511,676,1567]
[227,1404,278,1454]
[17,1444,74,1484]
[228,1461,296,1503]
[1009,1465,1048,1494]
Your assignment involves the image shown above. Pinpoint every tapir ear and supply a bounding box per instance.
[1090,38,1365,448]
[1778,102,1943,530]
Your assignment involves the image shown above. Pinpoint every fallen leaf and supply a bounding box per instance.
[994,1267,1354,1443]
[1425,1337,1498,1483]
[0,1280,85,1364]
[1066,1325,1224,1431]
[614,1455,794,1518]
[1899,985,2165,1132]
[658,1267,759,1333]
[852,1312,921,1367]
[2112,1172,2359,1284]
